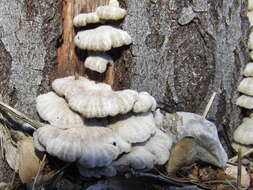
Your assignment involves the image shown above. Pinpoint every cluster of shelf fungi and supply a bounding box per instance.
[233,0,253,155]
[0,0,236,188]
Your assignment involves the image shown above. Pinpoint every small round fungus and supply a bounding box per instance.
[73,13,100,27]
[236,95,253,109]
[84,53,113,73]
[133,92,157,113]
[237,77,253,96]
[109,113,156,143]
[33,125,131,167]
[68,89,138,118]
[74,25,132,51]
[96,6,127,20]
[243,62,253,77]
[36,92,84,128]
[233,118,253,145]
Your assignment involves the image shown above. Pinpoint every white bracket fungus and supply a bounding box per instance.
[33,125,131,167]
[237,77,253,96]
[248,11,253,27]
[109,113,156,143]
[52,76,112,99]
[249,0,253,11]
[133,92,157,113]
[73,13,100,27]
[36,92,84,128]
[160,112,228,168]
[249,32,253,50]
[84,52,114,73]
[236,95,253,109]
[109,0,120,7]
[74,25,132,51]
[113,128,172,170]
[68,89,138,118]
[96,6,127,21]
[233,118,253,145]
[243,62,253,77]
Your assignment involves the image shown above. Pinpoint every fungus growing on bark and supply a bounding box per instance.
[249,0,253,11]
[36,92,84,128]
[33,125,131,167]
[113,128,172,170]
[243,62,253,77]
[236,95,253,109]
[96,6,127,20]
[157,112,228,171]
[68,89,138,118]
[73,13,100,27]
[109,112,156,143]
[109,0,119,7]
[249,32,253,50]
[84,53,114,73]
[233,118,253,145]
[52,76,112,99]
[74,25,132,51]
[248,11,253,26]
[237,77,253,96]
[133,92,157,113]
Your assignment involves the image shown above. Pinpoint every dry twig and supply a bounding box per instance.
[0,101,43,129]
[203,92,216,118]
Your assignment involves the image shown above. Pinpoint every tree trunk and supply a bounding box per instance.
[114,0,248,154]
[0,0,248,185]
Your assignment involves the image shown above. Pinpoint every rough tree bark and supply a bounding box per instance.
[0,0,248,185]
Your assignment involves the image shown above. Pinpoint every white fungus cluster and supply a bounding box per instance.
[34,76,171,178]
[233,0,253,152]
[73,0,131,73]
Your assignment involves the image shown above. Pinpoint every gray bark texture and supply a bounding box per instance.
[115,0,248,153]
[0,0,248,186]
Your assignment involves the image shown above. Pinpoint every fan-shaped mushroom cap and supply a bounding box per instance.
[144,129,172,165]
[36,92,84,128]
[113,128,172,170]
[73,13,100,27]
[84,53,113,73]
[77,164,117,178]
[248,11,253,26]
[74,25,132,51]
[33,125,131,167]
[236,95,253,109]
[249,0,253,11]
[237,78,253,96]
[164,112,228,167]
[96,6,127,20]
[243,62,253,76]
[133,92,157,113]
[52,76,112,99]
[109,113,156,143]
[109,0,119,7]
[233,118,253,145]
[68,89,138,118]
